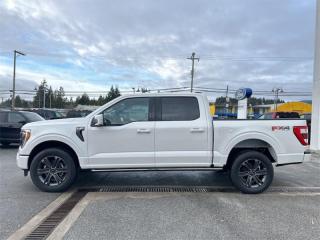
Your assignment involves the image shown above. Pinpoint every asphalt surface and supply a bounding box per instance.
[1,145,320,240]
[0,145,60,240]
[64,193,320,240]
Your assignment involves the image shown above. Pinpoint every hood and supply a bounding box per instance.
[23,117,86,129]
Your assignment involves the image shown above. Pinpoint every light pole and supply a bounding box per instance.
[272,88,283,111]
[187,52,200,92]
[11,50,25,110]
[43,87,46,109]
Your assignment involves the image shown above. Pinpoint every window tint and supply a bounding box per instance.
[46,111,55,119]
[161,97,200,121]
[103,98,150,125]
[8,112,25,123]
[22,112,44,121]
[0,112,7,122]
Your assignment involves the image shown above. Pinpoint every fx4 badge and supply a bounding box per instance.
[272,126,290,131]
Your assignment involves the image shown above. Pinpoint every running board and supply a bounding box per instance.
[87,166,223,172]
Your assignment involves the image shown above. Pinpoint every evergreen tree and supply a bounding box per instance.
[76,93,90,105]
[106,85,121,102]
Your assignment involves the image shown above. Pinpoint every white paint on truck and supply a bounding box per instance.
[16,93,310,193]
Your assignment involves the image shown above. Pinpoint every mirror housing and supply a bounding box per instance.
[91,114,104,127]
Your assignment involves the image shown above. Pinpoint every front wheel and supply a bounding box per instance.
[30,148,77,192]
[230,151,274,194]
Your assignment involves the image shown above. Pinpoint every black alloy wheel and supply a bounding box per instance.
[230,151,274,194]
[30,148,77,192]
[37,156,68,186]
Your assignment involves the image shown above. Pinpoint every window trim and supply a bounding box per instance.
[157,96,200,121]
[98,97,154,126]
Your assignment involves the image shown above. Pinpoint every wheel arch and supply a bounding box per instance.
[225,138,277,170]
[28,140,80,170]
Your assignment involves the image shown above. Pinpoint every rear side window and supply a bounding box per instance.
[0,112,8,122]
[161,97,200,121]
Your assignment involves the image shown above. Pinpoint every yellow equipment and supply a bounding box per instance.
[276,102,312,114]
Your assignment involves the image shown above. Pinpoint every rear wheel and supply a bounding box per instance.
[230,151,274,194]
[30,148,77,192]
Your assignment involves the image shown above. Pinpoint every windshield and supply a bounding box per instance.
[22,111,45,122]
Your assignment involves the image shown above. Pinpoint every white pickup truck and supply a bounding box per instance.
[17,93,311,193]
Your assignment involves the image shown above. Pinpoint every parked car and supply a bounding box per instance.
[28,109,64,120]
[17,93,310,193]
[259,111,300,119]
[0,110,44,146]
[66,110,92,118]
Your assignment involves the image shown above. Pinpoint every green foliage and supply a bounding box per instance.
[76,93,90,105]
[74,85,121,106]
[106,85,121,102]
[215,96,284,107]
[0,95,32,108]
[32,79,67,108]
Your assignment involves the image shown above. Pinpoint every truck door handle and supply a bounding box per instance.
[137,129,151,133]
[190,128,204,133]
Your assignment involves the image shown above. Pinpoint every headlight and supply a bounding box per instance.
[20,129,31,148]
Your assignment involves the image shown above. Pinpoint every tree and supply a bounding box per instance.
[97,95,105,106]
[76,93,90,105]
[141,88,149,93]
[33,79,48,108]
[0,95,31,108]
[215,96,284,107]
[106,85,121,102]
[55,87,66,108]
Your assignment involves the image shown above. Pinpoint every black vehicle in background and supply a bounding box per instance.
[66,110,92,118]
[29,109,64,120]
[0,110,44,146]
[259,112,300,119]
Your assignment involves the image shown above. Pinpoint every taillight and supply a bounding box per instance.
[293,126,309,146]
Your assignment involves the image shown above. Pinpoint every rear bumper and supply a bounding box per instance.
[276,150,311,167]
[16,152,29,170]
[303,150,312,162]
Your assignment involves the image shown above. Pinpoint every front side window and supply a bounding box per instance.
[8,112,25,123]
[161,97,200,121]
[102,97,150,125]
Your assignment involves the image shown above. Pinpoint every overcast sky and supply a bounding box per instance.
[0,0,316,100]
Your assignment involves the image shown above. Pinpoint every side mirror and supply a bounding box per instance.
[91,114,104,127]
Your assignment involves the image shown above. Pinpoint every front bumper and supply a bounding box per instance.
[16,152,29,170]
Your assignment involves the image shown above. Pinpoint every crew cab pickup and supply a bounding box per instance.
[17,93,311,193]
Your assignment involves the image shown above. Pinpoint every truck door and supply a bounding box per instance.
[155,96,211,167]
[87,97,155,168]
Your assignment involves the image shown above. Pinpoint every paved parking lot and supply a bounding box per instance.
[1,146,320,240]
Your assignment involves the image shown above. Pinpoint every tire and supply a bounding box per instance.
[30,148,77,192]
[230,151,274,194]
